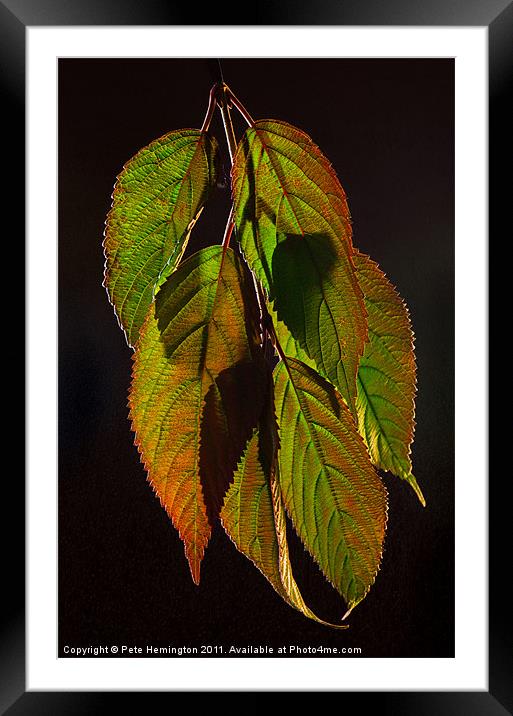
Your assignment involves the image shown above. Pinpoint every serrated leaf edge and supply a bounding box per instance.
[356,252,425,506]
[103,129,218,348]
[276,355,389,613]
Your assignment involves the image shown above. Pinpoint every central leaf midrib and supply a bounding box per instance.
[357,373,410,474]
[252,129,358,406]
[279,363,374,588]
[253,123,348,226]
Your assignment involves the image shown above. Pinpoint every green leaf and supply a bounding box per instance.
[274,357,388,613]
[268,301,314,367]
[232,119,367,413]
[129,245,265,584]
[354,253,424,506]
[221,389,347,628]
[268,253,424,506]
[104,129,219,346]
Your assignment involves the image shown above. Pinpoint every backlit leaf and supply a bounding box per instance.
[354,253,424,505]
[267,254,423,506]
[232,119,367,413]
[274,357,388,612]
[104,129,219,346]
[268,302,314,367]
[129,246,265,584]
[221,388,347,628]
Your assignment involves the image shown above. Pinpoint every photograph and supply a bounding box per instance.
[5,6,503,707]
[58,57,455,659]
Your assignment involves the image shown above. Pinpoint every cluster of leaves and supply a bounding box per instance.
[103,82,424,626]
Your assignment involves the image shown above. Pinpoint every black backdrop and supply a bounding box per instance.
[58,58,454,658]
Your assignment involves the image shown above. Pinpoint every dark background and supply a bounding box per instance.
[58,58,454,658]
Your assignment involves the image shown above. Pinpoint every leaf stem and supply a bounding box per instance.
[201,82,219,133]
[217,83,239,163]
[216,85,274,356]
[216,85,239,254]
[222,207,235,251]
[225,86,255,127]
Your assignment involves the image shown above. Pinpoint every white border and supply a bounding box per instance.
[27,27,487,691]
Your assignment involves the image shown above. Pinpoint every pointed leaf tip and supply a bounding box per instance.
[342,606,354,621]
[406,473,426,507]
[188,554,201,586]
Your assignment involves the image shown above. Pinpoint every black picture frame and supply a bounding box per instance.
[5,0,505,710]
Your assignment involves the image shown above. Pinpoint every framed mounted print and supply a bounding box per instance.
[4,0,507,709]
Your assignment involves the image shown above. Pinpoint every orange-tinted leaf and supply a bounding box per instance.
[129,246,265,583]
